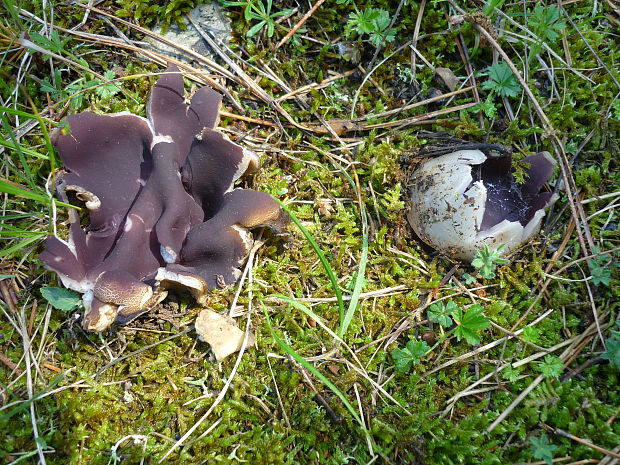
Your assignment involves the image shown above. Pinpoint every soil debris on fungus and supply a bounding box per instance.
[40,65,288,331]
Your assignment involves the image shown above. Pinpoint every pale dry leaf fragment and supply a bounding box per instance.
[434,67,460,92]
[195,309,256,361]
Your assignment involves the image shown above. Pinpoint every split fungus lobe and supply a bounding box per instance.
[41,66,288,332]
[408,150,557,261]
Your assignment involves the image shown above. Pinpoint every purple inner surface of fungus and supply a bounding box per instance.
[472,153,555,230]
[40,66,287,331]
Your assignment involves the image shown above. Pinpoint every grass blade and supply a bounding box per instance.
[339,209,369,337]
[0,177,48,203]
[262,301,362,426]
[0,234,45,258]
[275,198,345,323]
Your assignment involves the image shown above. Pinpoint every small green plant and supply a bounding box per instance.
[481,62,521,98]
[41,70,121,110]
[427,300,457,328]
[222,0,294,38]
[379,183,405,218]
[471,244,510,279]
[588,248,616,286]
[602,320,620,370]
[537,355,564,378]
[469,95,499,118]
[528,6,565,46]
[40,287,82,311]
[391,340,430,373]
[529,433,559,465]
[393,302,491,373]
[450,304,492,345]
[522,326,541,343]
[502,364,521,382]
[345,8,396,47]
[28,29,72,57]
[427,301,491,345]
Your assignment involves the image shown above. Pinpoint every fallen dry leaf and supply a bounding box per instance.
[434,67,460,92]
[195,309,256,361]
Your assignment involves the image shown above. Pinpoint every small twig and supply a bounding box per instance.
[541,423,620,459]
[275,69,357,102]
[0,351,18,371]
[560,356,607,382]
[419,142,512,157]
[94,327,193,379]
[486,318,606,433]
[312,393,343,425]
[410,0,427,81]
[275,0,326,49]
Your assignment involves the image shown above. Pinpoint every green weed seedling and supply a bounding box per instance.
[392,340,429,374]
[391,301,491,374]
[345,7,396,47]
[529,433,559,465]
[222,0,294,38]
[471,244,510,279]
[527,5,565,59]
[481,62,521,98]
[588,247,617,286]
[603,320,620,370]
[537,355,564,379]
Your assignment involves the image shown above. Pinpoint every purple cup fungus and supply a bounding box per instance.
[407,150,558,261]
[40,66,288,332]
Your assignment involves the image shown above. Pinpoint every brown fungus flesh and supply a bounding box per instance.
[40,66,288,331]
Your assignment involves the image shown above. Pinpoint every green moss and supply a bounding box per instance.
[1,0,619,463]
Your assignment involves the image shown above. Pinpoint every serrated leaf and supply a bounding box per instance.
[537,355,564,378]
[502,365,520,382]
[482,62,521,98]
[529,433,558,465]
[391,340,430,373]
[41,287,82,311]
[450,304,490,345]
[522,326,540,343]
[427,301,454,327]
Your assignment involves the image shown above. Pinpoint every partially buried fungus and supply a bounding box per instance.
[40,66,288,332]
[407,149,558,261]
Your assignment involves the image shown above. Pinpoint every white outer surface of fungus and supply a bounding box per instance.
[407,150,557,261]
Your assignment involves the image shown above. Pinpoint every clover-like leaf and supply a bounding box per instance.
[450,304,491,345]
[392,340,430,373]
[427,301,456,328]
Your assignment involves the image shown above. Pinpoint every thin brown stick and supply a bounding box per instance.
[275,69,357,102]
[410,0,427,81]
[276,0,326,49]
[542,423,620,459]
[0,352,18,371]
[364,102,477,129]
[448,1,595,262]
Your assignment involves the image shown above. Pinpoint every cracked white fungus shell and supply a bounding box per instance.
[407,150,557,261]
